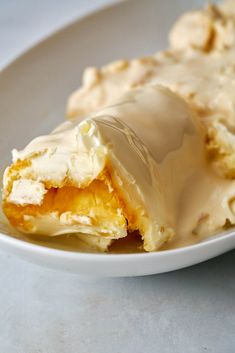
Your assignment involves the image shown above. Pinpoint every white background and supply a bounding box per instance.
[0,1,235,352]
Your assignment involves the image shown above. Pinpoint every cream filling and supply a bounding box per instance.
[8,179,47,206]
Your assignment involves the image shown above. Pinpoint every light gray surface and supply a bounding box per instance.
[1,251,235,353]
[0,1,235,352]
[0,0,117,68]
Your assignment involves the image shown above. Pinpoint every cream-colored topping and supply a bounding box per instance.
[9,120,108,189]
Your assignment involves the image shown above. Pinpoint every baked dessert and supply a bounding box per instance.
[3,85,213,251]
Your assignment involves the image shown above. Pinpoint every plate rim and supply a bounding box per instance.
[0,226,234,260]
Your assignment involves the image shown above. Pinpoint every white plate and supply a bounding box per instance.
[0,0,231,277]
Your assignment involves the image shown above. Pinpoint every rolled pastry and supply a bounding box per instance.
[3,85,235,251]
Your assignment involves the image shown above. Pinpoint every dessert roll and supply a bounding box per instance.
[1,86,200,251]
[3,85,235,251]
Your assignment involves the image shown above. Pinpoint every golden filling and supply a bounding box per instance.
[3,172,138,236]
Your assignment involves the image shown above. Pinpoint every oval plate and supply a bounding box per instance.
[0,0,230,277]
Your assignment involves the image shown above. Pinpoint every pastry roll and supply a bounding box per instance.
[3,85,235,251]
